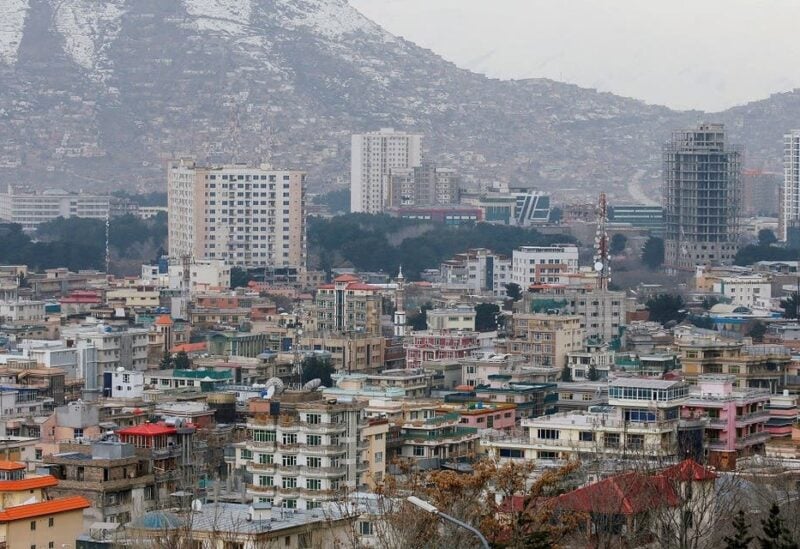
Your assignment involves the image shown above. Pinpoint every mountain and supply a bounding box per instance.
[0,0,798,201]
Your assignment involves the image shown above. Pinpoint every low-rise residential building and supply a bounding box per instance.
[425,306,476,331]
[675,330,790,392]
[43,440,156,527]
[766,390,798,438]
[556,381,609,412]
[681,375,770,470]
[566,343,615,380]
[472,378,558,419]
[712,274,772,309]
[496,313,584,371]
[232,391,382,510]
[438,248,511,298]
[365,399,479,466]
[438,402,517,431]
[404,330,480,368]
[510,245,579,286]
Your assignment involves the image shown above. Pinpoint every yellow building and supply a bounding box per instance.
[675,330,790,392]
[497,313,585,369]
[0,461,90,549]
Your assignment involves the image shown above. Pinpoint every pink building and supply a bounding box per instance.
[682,375,771,470]
[404,330,480,368]
[438,402,517,431]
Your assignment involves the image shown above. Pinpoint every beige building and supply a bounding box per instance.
[309,274,383,336]
[232,392,386,510]
[0,185,109,231]
[497,313,585,370]
[167,159,306,268]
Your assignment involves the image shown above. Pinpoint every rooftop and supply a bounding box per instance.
[0,496,91,522]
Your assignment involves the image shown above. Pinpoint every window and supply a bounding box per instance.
[305,413,321,424]
[73,428,83,439]
[241,449,252,460]
[306,478,321,491]
[375,451,383,463]
[282,433,297,445]
[307,457,321,468]
[259,453,273,464]
[498,448,524,459]
[282,455,296,467]
[48,517,54,527]
[359,521,375,535]
[413,446,425,457]
[282,477,297,488]
[284,499,297,509]
[307,434,322,446]
[30,520,36,531]
[537,429,559,440]
[253,430,276,443]
[259,476,274,487]
[579,431,594,442]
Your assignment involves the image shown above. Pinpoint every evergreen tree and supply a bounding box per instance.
[641,237,665,269]
[759,503,798,549]
[301,355,334,387]
[560,365,572,382]
[504,282,523,301]
[586,363,600,381]
[173,350,191,370]
[724,509,753,549]
[159,351,173,370]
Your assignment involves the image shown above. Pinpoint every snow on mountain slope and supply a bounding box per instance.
[183,0,252,34]
[0,0,29,65]
[52,0,126,77]
[287,0,379,39]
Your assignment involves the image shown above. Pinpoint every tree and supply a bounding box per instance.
[587,363,600,381]
[560,365,573,382]
[173,350,191,369]
[748,321,767,343]
[781,293,800,319]
[702,296,722,310]
[504,282,523,301]
[759,503,798,549]
[159,351,173,370]
[407,303,432,331]
[689,314,715,330]
[610,233,628,255]
[301,355,334,387]
[475,303,501,332]
[758,229,778,247]
[724,509,753,549]
[646,294,687,325]
[230,267,255,289]
[642,237,665,269]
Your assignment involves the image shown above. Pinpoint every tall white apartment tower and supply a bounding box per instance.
[350,128,423,214]
[167,160,306,268]
[781,130,800,241]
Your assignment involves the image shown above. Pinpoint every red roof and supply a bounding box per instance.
[170,342,207,353]
[333,274,360,283]
[553,459,714,516]
[155,314,174,326]
[0,461,25,471]
[0,475,59,492]
[0,496,91,522]
[118,423,177,437]
[661,459,717,482]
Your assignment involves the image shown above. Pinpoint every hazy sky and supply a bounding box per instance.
[349,0,800,112]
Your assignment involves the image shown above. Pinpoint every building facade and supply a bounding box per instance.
[781,130,800,241]
[510,245,580,287]
[167,160,306,268]
[0,185,110,231]
[350,128,423,214]
[387,162,459,209]
[663,124,742,270]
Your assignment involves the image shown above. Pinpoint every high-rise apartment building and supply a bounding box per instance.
[663,124,742,270]
[0,185,110,231]
[167,160,306,268]
[780,130,800,241]
[350,128,423,213]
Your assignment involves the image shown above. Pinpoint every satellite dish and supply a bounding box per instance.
[594,261,604,272]
[303,378,322,391]
[191,499,203,511]
[265,377,285,394]
[263,385,276,399]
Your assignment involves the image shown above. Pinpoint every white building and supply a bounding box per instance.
[439,248,511,297]
[712,275,772,309]
[62,324,148,389]
[351,129,423,214]
[781,129,800,241]
[425,306,476,331]
[0,185,110,231]
[168,259,231,292]
[0,300,45,323]
[105,369,145,399]
[167,160,306,268]
[19,340,82,379]
[511,245,580,287]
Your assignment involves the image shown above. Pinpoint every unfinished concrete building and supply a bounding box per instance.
[663,123,742,271]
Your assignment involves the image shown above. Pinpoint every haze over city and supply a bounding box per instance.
[351,0,800,111]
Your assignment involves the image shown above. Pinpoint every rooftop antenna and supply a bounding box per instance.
[594,192,610,290]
